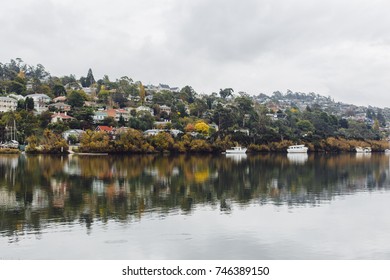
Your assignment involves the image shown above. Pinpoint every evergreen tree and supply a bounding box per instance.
[86,68,95,87]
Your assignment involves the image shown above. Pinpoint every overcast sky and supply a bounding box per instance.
[1,0,390,107]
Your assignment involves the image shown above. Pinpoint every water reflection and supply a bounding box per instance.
[225,153,247,162]
[287,153,308,164]
[1,153,390,241]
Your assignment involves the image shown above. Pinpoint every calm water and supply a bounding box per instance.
[1,153,390,259]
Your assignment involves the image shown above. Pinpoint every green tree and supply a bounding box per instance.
[86,68,95,87]
[25,97,34,111]
[219,88,234,99]
[179,85,196,103]
[150,132,174,152]
[296,120,315,134]
[67,90,85,108]
[52,84,66,97]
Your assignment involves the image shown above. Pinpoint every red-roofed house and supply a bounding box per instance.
[107,108,130,122]
[95,126,114,133]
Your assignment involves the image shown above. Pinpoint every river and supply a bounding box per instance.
[0,153,389,259]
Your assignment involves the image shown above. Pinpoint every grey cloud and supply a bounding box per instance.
[2,0,390,106]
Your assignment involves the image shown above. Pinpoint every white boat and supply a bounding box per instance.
[225,146,247,154]
[355,147,371,153]
[287,145,308,153]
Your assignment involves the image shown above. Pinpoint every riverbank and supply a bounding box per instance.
[22,135,390,155]
[0,148,20,154]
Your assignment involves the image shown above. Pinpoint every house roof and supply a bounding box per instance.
[51,113,73,119]
[96,125,114,132]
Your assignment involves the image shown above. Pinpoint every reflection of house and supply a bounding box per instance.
[25,93,51,113]
[0,97,17,112]
[51,112,74,123]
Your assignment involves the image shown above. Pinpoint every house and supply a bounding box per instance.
[114,127,131,135]
[62,129,85,141]
[144,129,163,136]
[51,112,74,123]
[154,120,171,128]
[25,93,51,114]
[82,87,97,95]
[266,113,279,121]
[234,129,250,136]
[0,97,17,112]
[158,84,171,91]
[49,102,71,112]
[95,125,114,133]
[159,105,171,115]
[136,106,154,116]
[93,110,108,123]
[144,128,183,137]
[53,96,67,103]
[8,94,25,101]
[107,109,130,122]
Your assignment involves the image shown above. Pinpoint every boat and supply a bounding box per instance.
[287,144,308,153]
[1,120,19,149]
[355,147,371,153]
[225,146,247,154]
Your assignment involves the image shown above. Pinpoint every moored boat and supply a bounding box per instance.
[355,147,371,153]
[287,144,308,153]
[225,146,247,154]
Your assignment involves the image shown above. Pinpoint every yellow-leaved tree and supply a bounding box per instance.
[194,121,210,136]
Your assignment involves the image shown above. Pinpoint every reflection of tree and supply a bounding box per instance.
[1,153,390,240]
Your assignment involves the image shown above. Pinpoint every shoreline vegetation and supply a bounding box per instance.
[19,129,390,154]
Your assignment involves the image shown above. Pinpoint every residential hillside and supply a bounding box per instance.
[1,58,389,153]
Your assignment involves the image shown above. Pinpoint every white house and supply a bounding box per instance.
[93,110,108,123]
[136,106,154,116]
[62,129,85,141]
[0,97,17,112]
[25,93,51,114]
[159,105,171,115]
[51,112,74,123]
